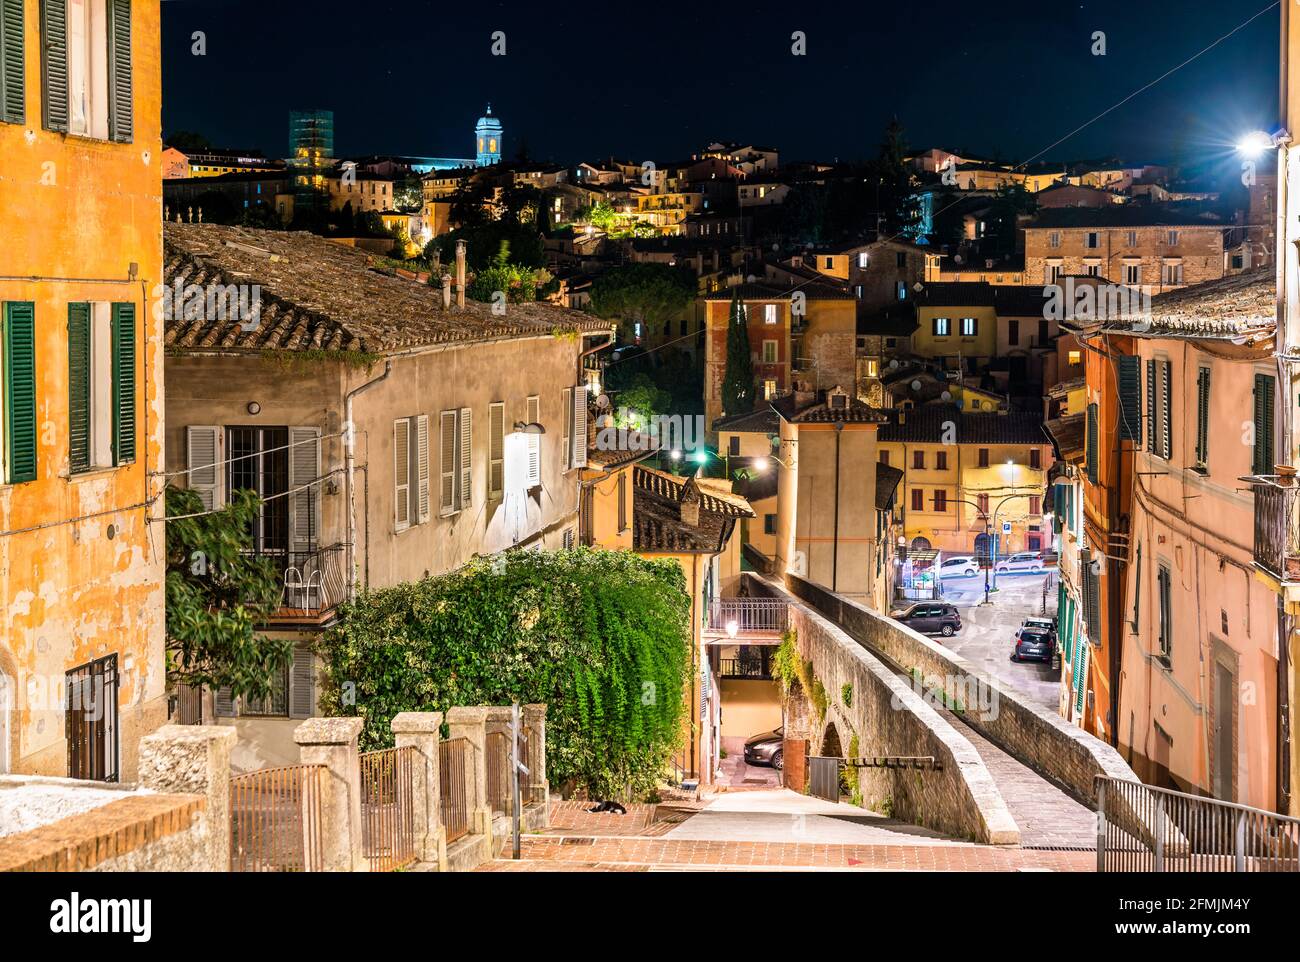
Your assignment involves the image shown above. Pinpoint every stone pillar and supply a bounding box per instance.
[294,716,365,872]
[137,724,237,871]
[523,703,549,819]
[445,706,490,850]
[391,711,446,869]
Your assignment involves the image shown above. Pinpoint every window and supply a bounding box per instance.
[1,0,25,124]
[935,451,947,471]
[764,514,776,535]
[215,645,314,721]
[1068,349,1082,365]
[43,0,133,141]
[393,416,424,530]
[67,302,135,473]
[488,402,505,499]
[728,435,740,456]
[1157,565,1172,660]
[857,252,868,268]
[1007,319,1019,345]
[1045,263,1063,284]
[1124,263,1141,285]
[1029,495,1041,515]
[1253,372,1276,475]
[911,488,923,511]
[1167,230,1179,247]
[1127,231,1137,248]
[763,379,777,400]
[960,316,977,337]
[525,395,540,488]
[616,470,627,531]
[1048,232,1061,249]
[896,251,906,268]
[1085,232,1099,249]
[764,303,777,324]
[1037,320,1049,345]
[1162,261,1183,285]
[2,301,37,484]
[762,339,777,364]
[976,493,989,515]
[1195,366,1210,471]
[932,490,947,512]
[1029,448,1041,469]
[932,317,951,337]
[913,450,925,470]
[1084,262,1101,277]
[824,257,833,269]
[66,654,118,781]
[896,281,907,301]
[977,448,989,468]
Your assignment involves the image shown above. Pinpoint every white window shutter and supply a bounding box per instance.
[526,396,541,487]
[439,410,456,515]
[416,414,430,523]
[489,402,505,498]
[459,407,472,509]
[572,385,588,469]
[186,426,224,510]
[288,427,322,553]
[394,419,411,531]
[288,645,315,719]
[214,686,236,718]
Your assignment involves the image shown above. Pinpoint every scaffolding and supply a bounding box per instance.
[288,109,335,219]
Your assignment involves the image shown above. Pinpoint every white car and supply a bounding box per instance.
[996,551,1045,574]
[938,555,978,578]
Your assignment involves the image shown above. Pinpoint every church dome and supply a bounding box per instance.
[475,104,502,135]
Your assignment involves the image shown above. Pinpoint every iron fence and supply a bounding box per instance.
[519,725,542,807]
[359,746,418,871]
[719,651,773,679]
[706,598,788,635]
[440,737,470,843]
[278,542,350,615]
[1097,775,1300,872]
[486,730,511,816]
[1251,481,1300,581]
[230,764,325,872]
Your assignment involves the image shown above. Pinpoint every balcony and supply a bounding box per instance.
[1250,480,1300,584]
[258,543,351,625]
[704,597,788,641]
[718,648,774,680]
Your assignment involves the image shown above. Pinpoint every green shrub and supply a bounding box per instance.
[841,683,853,708]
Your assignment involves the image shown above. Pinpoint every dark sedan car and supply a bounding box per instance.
[1012,627,1054,663]
[744,727,784,769]
[890,602,963,637]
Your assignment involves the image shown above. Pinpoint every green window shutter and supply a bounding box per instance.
[1195,367,1210,468]
[1254,373,1275,475]
[4,301,37,484]
[67,303,91,473]
[1117,355,1141,443]
[1160,361,1172,460]
[0,0,25,125]
[1145,359,1156,453]
[40,0,67,133]
[111,303,136,465]
[1085,403,1098,484]
[106,0,132,142]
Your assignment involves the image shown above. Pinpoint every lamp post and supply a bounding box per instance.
[949,498,992,605]
[989,490,1040,592]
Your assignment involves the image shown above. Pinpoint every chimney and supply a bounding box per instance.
[680,499,700,527]
[441,274,452,309]
[455,239,467,308]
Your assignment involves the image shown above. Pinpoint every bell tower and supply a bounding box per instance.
[475,104,502,166]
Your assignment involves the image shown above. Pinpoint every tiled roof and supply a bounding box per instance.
[917,282,998,307]
[1045,414,1086,460]
[163,223,613,354]
[712,408,780,434]
[1095,269,1275,342]
[875,463,904,511]
[703,279,855,301]
[632,466,753,554]
[771,391,891,424]
[732,469,778,503]
[877,404,1051,445]
[857,302,918,337]
[1028,206,1229,229]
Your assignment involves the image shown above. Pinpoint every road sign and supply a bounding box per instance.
[1002,522,1012,534]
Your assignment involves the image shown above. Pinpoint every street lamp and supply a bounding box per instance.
[750,454,793,472]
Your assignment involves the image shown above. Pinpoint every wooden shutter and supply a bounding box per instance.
[1254,373,1275,475]
[4,301,37,484]
[1146,359,1156,453]
[40,0,67,133]
[67,303,91,474]
[214,686,235,718]
[458,407,472,509]
[1085,403,1098,484]
[111,303,136,465]
[393,418,410,530]
[415,414,430,523]
[572,385,588,468]
[186,426,222,509]
[106,0,132,142]
[1159,361,1172,460]
[525,396,540,487]
[488,402,504,498]
[0,0,24,125]
[617,470,627,531]
[288,645,314,719]
[1195,367,1210,468]
[1117,355,1141,443]
[287,427,321,552]
[438,410,456,515]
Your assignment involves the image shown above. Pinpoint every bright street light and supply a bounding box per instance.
[1237,130,1276,158]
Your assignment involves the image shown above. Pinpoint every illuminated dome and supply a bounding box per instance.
[475,104,502,166]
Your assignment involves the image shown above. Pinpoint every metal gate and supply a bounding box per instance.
[808,755,841,802]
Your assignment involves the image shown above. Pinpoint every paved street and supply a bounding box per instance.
[936,568,1062,713]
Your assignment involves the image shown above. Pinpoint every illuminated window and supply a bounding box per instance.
[763,379,777,400]
[960,317,977,336]
[857,252,869,268]
[764,304,777,324]
[1068,350,1082,365]
[933,317,951,336]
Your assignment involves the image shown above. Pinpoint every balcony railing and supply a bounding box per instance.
[246,542,351,620]
[705,598,788,637]
[719,652,774,680]
[1250,481,1300,582]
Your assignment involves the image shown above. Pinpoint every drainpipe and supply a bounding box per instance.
[344,361,393,600]
[832,423,843,592]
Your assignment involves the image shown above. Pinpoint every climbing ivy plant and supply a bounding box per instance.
[318,548,692,799]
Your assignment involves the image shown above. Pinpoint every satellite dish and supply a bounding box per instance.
[746,273,757,283]
[596,394,611,409]
[911,379,922,391]
[889,359,899,368]
[772,243,780,251]
[954,254,964,265]
[941,390,952,401]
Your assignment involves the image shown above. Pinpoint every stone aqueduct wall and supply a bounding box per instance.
[771,590,1020,845]
[762,572,1141,806]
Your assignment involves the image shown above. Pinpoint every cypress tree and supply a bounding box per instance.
[721,289,753,416]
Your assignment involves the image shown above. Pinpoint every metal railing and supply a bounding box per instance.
[277,543,350,616]
[705,597,788,635]
[719,653,773,680]
[230,764,326,872]
[359,746,418,871]
[1097,776,1300,872]
[486,730,511,816]
[439,737,470,843]
[1250,481,1300,581]
[519,725,541,807]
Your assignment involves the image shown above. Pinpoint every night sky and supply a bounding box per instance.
[161,0,1281,170]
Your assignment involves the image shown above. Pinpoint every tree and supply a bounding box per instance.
[575,201,617,232]
[467,239,549,303]
[165,486,293,700]
[612,373,671,429]
[721,290,754,417]
[588,263,696,344]
[318,549,692,799]
[871,118,919,236]
[432,221,544,271]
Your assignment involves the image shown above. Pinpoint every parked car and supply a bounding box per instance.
[890,602,963,637]
[744,727,784,769]
[996,551,1045,574]
[1040,548,1060,566]
[1017,616,1056,640]
[1011,627,1054,662]
[938,555,978,578]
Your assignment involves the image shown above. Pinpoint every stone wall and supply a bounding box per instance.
[763,571,1140,805]
[775,592,1019,844]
